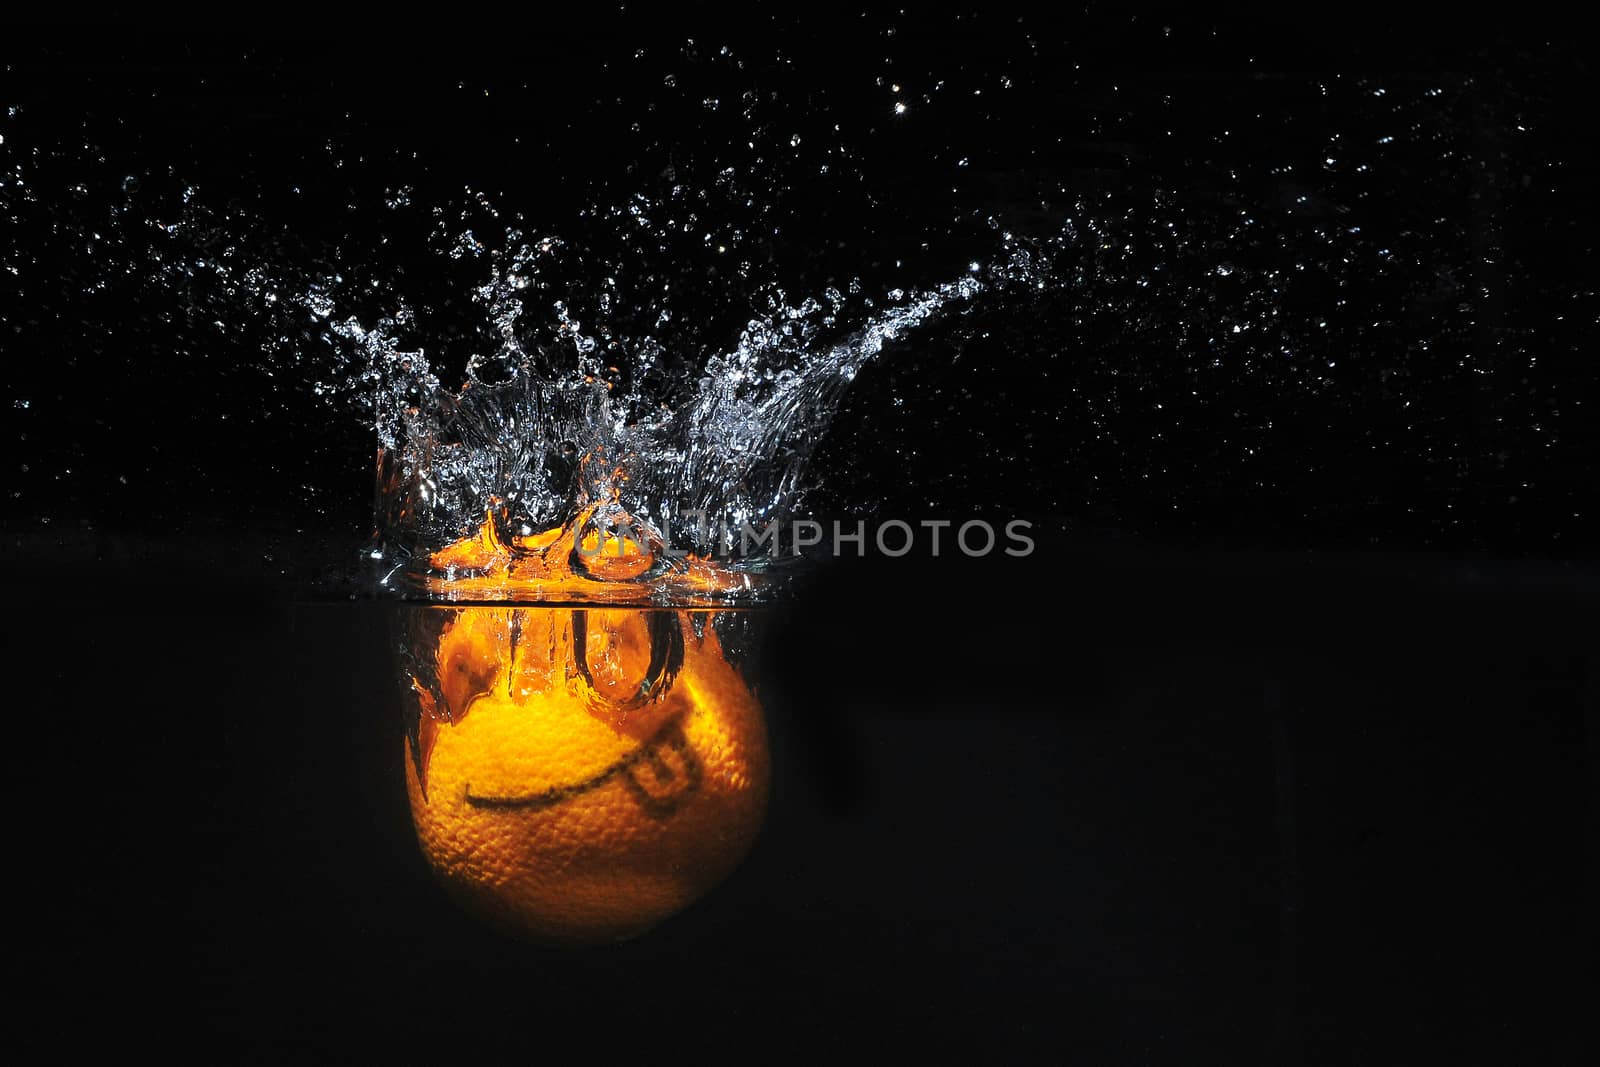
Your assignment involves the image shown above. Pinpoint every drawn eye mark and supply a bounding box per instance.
[621,723,702,816]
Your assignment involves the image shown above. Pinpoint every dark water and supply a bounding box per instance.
[9,554,1591,1060]
[3,12,1593,1063]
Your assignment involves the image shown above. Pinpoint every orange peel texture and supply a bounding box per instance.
[403,605,769,945]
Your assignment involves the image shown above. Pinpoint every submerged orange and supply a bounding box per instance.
[403,606,769,944]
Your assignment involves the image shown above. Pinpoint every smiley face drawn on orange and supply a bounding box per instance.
[400,606,768,944]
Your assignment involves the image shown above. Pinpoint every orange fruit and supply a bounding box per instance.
[403,606,769,944]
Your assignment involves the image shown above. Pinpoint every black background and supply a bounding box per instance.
[6,563,1590,1062]
[3,9,1594,1064]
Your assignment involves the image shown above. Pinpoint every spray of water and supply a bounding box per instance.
[323,228,1051,598]
[6,56,1551,582]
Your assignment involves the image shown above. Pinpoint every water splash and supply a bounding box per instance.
[0,91,1060,598]
[6,50,1570,577]
[335,227,1050,599]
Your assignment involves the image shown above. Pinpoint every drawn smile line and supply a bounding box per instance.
[464,711,691,812]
